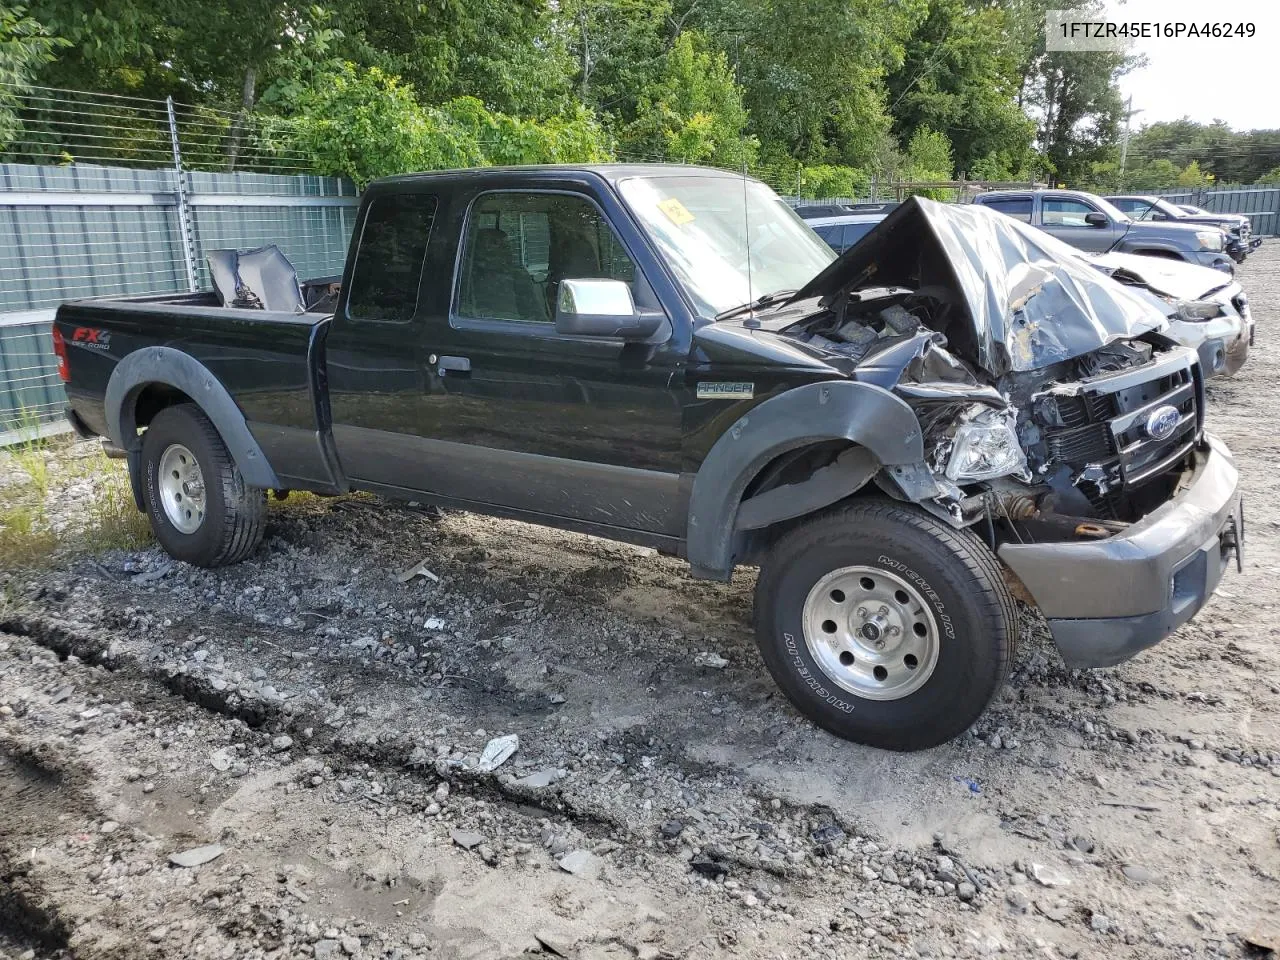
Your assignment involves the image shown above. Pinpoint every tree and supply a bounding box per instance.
[621,30,756,168]
[0,5,65,145]
[276,63,611,186]
[884,0,1035,176]
[329,0,574,118]
[1124,119,1280,186]
[1002,0,1137,185]
[1176,160,1212,188]
[686,0,926,168]
[559,0,671,123]
[905,126,952,180]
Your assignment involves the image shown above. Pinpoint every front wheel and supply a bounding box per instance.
[753,498,1017,751]
[141,403,266,567]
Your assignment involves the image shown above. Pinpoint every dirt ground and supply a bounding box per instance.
[2,245,1279,960]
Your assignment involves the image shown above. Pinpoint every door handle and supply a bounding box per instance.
[435,355,471,376]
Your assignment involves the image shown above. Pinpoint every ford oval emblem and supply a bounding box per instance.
[1144,405,1181,441]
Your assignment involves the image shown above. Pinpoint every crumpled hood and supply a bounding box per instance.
[787,196,1170,376]
[1088,250,1232,301]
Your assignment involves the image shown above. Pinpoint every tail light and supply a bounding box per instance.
[51,324,70,381]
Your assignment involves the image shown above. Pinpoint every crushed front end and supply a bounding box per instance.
[776,197,1243,668]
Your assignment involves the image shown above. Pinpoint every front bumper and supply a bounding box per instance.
[1168,313,1250,377]
[999,433,1242,667]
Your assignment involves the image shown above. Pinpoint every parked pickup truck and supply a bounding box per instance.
[973,188,1236,274]
[1105,195,1261,264]
[55,166,1244,751]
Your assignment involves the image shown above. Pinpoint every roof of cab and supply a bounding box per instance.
[368,163,753,189]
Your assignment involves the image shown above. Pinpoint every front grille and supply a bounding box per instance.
[1054,391,1115,428]
[1047,422,1115,462]
[1088,351,1200,487]
[1037,349,1201,492]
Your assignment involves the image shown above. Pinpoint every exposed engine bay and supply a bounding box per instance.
[773,198,1204,546]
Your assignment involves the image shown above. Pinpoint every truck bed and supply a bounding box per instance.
[57,291,336,492]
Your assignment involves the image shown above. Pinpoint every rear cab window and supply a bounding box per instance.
[346,193,439,323]
[979,196,1032,222]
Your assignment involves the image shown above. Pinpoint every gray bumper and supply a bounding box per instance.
[999,434,1242,668]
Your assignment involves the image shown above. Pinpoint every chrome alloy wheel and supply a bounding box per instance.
[801,565,941,701]
[158,443,206,534]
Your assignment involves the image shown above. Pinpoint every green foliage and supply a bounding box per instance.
[621,31,756,167]
[905,127,953,180]
[1122,119,1280,186]
[330,0,574,118]
[1004,0,1137,185]
[797,165,869,200]
[0,5,65,144]
[25,0,1269,200]
[1175,160,1212,188]
[690,0,925,168]
[278,63,611,186]
[562,0,672,121]
[969,150,1034,182]
[1258,165,1280,185]
[884,0,1035,176]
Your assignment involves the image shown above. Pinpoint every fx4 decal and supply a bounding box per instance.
[71,327,112,350]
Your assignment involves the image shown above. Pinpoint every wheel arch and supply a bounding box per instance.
[686,380,925,580]
[105,346,280,489]
[1116,243,1185,259]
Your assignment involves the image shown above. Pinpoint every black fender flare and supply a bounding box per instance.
[104,346,280,489]
[686,380,924,580]
[1114,240,1187,258]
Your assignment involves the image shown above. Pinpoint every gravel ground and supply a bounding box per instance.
[2,245,1279,960]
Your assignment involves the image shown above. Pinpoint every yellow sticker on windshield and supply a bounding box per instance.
[657,197,695,226]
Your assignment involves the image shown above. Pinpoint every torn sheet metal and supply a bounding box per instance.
[1088,251,1230,302]
[788,197,1169,376]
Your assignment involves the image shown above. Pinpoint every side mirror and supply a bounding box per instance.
[1152,212,1168,221]
[554,279,664,339]
[1084,212,1109,227]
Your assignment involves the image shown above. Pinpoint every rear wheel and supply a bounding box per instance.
[141,404,266,566]
[753,499,1016,751]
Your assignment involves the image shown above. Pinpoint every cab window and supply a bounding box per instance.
[455,192,637,324]
[346,193,438,323]
[1042,197,1099,227]
[981,197,1032,222]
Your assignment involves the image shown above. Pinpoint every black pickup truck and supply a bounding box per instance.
[55,165,1244,751]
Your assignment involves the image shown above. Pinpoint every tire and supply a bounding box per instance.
[753,498,1016,751]
[141,404,267,567]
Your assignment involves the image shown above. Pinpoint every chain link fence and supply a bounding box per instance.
[0,84,360,438]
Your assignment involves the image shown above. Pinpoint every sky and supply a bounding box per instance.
[1103,0,1279,131]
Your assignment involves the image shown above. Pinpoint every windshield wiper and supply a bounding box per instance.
[715,289,798,321]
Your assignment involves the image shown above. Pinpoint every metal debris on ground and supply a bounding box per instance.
[396,558,440,584]
[477,733,519,771]
[693,651,729,669]
[168,844,226,868]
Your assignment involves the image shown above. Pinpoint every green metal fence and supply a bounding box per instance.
[1154,186,1279,237]
[0,162,358,435]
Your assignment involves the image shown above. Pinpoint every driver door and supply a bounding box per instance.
[412,189,687,534]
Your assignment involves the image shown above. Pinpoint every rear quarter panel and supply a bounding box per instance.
[56,297,322,466]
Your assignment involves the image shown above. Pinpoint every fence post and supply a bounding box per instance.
[166,96,200,293]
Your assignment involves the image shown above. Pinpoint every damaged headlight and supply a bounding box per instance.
[1174,299,1225,322]
[944,407,1028,483]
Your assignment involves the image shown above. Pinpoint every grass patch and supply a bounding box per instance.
[0,501,59,568]
[80,454,151,552]
[0,443,152,568]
